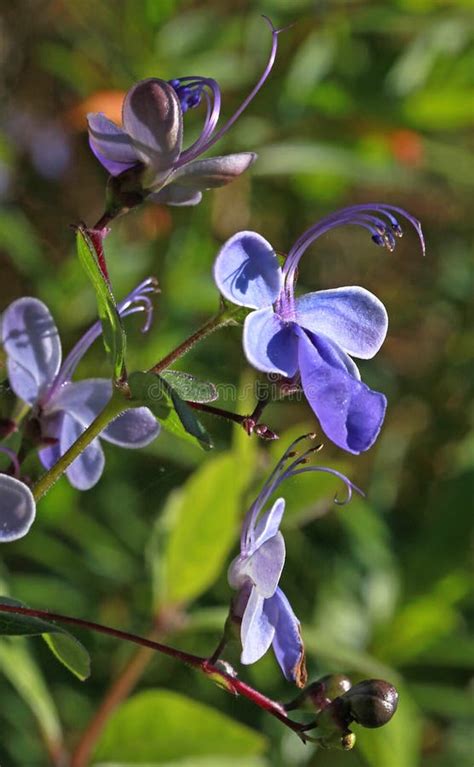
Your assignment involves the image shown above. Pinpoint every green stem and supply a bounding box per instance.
[149,305,240,374]
[32,392,126,502]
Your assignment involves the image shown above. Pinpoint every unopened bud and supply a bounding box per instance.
[342,679,399,728]
[285,673,352,713]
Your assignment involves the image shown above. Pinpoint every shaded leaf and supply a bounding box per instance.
[93,689,267,763]
[0,597,90,680]
[161,370,218,403]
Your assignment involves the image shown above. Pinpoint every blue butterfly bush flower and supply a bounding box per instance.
[228,435,360,686]
[87,19,281,208]
[0,279,160,505]
[214,204,425,454]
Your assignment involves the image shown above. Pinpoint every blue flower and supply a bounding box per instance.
[228,435,359,685]
[214,204,425,454]
[1,279,160,491]
[87,19,282,207]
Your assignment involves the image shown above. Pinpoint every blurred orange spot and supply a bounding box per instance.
[389,129,424,167]
[66,90,126,130]
[140,206,173,238]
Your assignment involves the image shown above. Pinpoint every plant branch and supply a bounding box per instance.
[0,603,307,742]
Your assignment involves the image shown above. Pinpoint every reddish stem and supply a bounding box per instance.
[0,603,307,740]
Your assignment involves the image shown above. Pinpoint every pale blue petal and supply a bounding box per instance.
[267,587,306,684]
[60,414,105,490]
[102,407,160,448]
[243,307,299,377]
[243,532,285,598]
[0,475,36,542]
[297,329,387,454]
[213,231,282,309]
[2,298,61,405]
[87,113,140,176]
[48,379,111,427]
[254,497,286,549]
[295,286,388,359]
[240,586,276,665]
[38,412,63,470]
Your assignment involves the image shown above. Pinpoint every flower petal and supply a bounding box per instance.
[267,587,306,685]
[48,379,110,426]
[122,79,182,172]
[254,497,286,549]
[213,231,282,309]
[1,297,61,405]
[102,407,160,448]
[87,113,140,176]
[148,184,202,207]
[243,307,299,377]
[38,412,63,470]
[0,475,36,543]
[60,414,105,490]
[171,153,257,189]
[295,286,388,359]
[240,586,276,665]
[297,329,387,454]
[244,531,285,598]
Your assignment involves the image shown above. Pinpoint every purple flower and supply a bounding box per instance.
[87,19,282,207]
[1,279,160,490]
[0,473,36,543]
[214,204,425,454]
[228,435,359,685]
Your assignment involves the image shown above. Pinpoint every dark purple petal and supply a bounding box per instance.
[102,407,160,448]
[172,153,256,189]
[122,79,182,172]
[148,184,202,206]
[0,475,36,542]
[267,587,306,685]
[240,585,276,664]
[253,497,286,549]
[2,297,61,405]
[297,329,387,453]
[38,412,63,470]
[87,113,140,176]
[295,287,388,359]
[243,307,299,376]
[59,413,105,490]
[213,231,282,309]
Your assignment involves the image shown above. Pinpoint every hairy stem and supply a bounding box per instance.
[149,306,240,374]
[32,393,126,501]
[0,603,306,743]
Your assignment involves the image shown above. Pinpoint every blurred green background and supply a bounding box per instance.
[0,1,472,766]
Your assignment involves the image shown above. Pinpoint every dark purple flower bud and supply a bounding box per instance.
[341,678,399,728]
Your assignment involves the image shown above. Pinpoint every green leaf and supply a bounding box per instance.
[93,689,267,763]
[128,371,212,449]
[0,639,63,748]
[94,758,266,767]
[0,598,90,680]
[160,370,218,403]
[75,225,126,382]
[156,451,248,605]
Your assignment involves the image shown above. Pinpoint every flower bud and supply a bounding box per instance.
[342,679,399,728]
[285,673,352,712]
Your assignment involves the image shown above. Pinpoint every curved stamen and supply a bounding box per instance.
[178,16,283,166]
[172,77,222,164]
[42,277,159,403]
[285,467,363,505]
[283,204,425,287]
[241,433,317,549]
[0,447,21,478]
